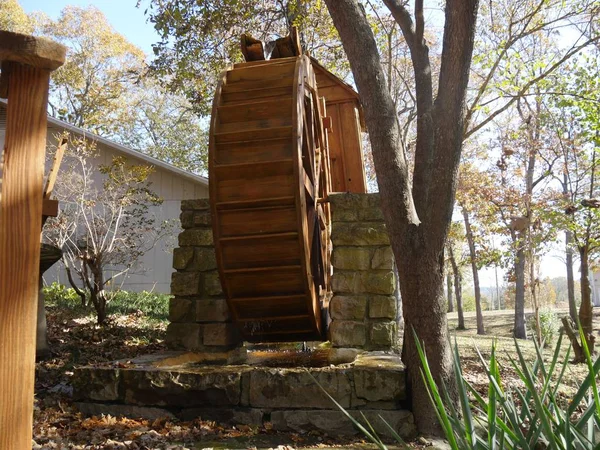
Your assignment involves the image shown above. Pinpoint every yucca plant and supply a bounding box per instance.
[415,328,600,450]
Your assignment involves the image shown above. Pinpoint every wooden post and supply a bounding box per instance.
[0,30,65,450]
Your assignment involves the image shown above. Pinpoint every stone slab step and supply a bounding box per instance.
[73,351,407,410]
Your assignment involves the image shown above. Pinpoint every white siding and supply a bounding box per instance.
[0,118,208,294]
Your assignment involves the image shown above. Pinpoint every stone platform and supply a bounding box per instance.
[73,349,415,438]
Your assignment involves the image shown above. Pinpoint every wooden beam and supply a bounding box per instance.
[0,31,65,450]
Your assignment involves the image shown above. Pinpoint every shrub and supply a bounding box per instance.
[416,329,600,449]
[527,308,560,347]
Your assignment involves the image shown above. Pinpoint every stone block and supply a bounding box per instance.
[181,199,210,211]
[181,209,211,228]
[165,322,203,350]
[329,295,367,320]
[170,272,201,296]
[196,298,231,322]
[172,247,194,270]
[359,205,384,221]
[371,246,394,269]
[271,409,415,438]
[73,367,120,402]
[332,222,389,246]
[369,295,397,319]
[203,271,223,296]
[178,229,213,247]
[188,247,217,272]
[353,354,406,402]
[169,297,194,323]
[331,207,358,222]
[75,402,175,421]
[362,271,395,295]
[331,270,360,294]
[203,323,240,346]
[248,368,352,409]
[329,192,381,212]
[369,322,396,348]
[122,366,245,407]
[329,321,366,347]
[332,247,371,270]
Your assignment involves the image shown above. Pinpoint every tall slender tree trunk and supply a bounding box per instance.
[448,244,465,330]
[514,235,527,339]
[462,208,484,334]
[446,271,454,312]
[578,245,594,349]
[565,230,577,321]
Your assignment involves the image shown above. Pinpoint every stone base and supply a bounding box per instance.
[72,350,415,438]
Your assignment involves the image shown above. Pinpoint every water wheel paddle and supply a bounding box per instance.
[209,55,332,343]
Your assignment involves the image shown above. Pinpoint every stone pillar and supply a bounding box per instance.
[166,199,242,352]
[328,193,399,351]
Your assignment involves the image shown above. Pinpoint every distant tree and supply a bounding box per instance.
[0,0,33,33]
[44,137,168,324]
[546,54,600,360]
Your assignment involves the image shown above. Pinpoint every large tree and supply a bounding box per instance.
[323,0,478,433]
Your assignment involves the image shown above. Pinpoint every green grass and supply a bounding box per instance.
[43,282,170,323]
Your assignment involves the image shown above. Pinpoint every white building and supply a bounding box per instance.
[0,101,208,293]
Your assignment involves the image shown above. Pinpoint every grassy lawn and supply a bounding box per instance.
[446,308,600,398]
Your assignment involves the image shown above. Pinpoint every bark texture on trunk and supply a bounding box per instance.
[578,246,594,346]
[446,272,454,312]
[565,230,577,322]
[324,0,478,435]
[514,237,527,339]
[448,244,465,330]
[462,208,484,334]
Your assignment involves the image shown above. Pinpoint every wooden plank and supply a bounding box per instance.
[225,266,304,298]
[221,76,294,93]
[220,233,301,270]
[214,124,292,144]
[221,85,293,104]
[215,196,295,210]
[232,294,307,319]
[214,159,293,180]
[227,62,295,83]
[233,56,297,69]
[214,138,293,165]
[218,97,292,124]
[216,173,294,203]
[218,205,297,237]
[338,102,367,193]
[319,85,357,103]
[0,61,51,450]
[327,103,347,192]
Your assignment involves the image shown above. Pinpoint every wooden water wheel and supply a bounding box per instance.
[209,54,332,343]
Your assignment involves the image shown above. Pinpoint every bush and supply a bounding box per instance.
[42,283,170,322]
[416,329,600,449]
[527,308,560,347]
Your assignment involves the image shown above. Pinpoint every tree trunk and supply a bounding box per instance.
[65,264,87,307]
[324,0,478,435]
[565,230,577,321]
[514,236,527,339]
[578,245,595,353]
[448,244,465,330]
[462,208,484,334]
[446,271,454,312]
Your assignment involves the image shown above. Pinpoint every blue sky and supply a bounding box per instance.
[20,0,159,55]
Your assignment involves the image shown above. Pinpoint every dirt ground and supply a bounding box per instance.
[32,304,599,449]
